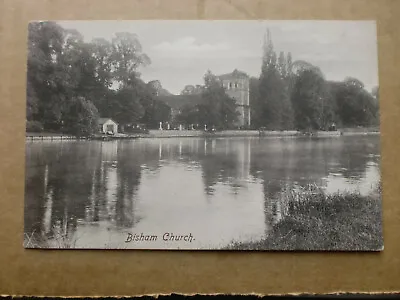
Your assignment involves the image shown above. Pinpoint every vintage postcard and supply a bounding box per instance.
[24,20,382,250]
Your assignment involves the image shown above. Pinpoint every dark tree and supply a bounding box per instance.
[200,70,238,129]
[26,22,160,135]
[330,79,379,127]
[291,68,331,131]
[63,96,99,137]
[254,29,294,130]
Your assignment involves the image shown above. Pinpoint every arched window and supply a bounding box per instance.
[229,82,232,89]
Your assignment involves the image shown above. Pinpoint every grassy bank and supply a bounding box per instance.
[147,129,300,138]
[25,183,382,250]
[227,184,383,251]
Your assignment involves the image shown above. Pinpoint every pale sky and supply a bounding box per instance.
[57,20,379,95]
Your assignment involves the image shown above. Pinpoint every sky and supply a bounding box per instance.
[57,20,379,95]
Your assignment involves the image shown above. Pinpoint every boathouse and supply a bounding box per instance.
[98,118,118,135]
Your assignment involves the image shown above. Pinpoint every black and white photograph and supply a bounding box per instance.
[24,20,382,250]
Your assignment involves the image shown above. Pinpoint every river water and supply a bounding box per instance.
[24,135,381,249]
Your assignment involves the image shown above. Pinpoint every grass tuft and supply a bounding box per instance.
[24,224,79,249]
[227,183,383,251]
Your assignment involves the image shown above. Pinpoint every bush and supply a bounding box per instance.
[26,120,44,133]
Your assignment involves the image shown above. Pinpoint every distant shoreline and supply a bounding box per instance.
[26,128,380,141]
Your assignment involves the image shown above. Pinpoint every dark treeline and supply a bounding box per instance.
[27,21,171,136]
[27,23,379,135]
[250,30,379,131]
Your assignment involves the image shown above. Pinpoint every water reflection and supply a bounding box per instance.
[24,135,381,249]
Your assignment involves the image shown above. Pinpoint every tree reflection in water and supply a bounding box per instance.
[24,135,380,248]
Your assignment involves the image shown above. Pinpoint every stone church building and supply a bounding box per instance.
[156,68,251,129]
[217,69,251,128]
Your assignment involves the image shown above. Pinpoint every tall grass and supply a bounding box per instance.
[227,182,383,251]
[24,225,79,249]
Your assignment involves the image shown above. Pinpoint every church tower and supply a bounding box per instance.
[217,69,250,127]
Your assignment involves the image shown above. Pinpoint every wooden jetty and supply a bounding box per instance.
[26,133,142,142]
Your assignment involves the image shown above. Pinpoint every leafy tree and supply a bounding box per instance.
[291,68,332,131]
[259,68,294,130]
[176,105,200,127]
[278,51,287,78]
[371,86,380,122]
[111,32,151,86]
[344,77,365,89]
[286,52,293,78]
[259,52,283,129]
[372,86,379,101]
[285,52,295,95]
[280,92,295,130]
[257,31,294,130]
[111,85,145,127]
[151,100,171,126]
[63,97,99,137]
[90,38,114,88]
[175,71,238,129]
[105,33,155,128]
[85,38,115,114]
[27,21,66,130]
[331,79,379,127]
[249,77,261,128]
[200,71,238,129]
[26,120,44,133]
[26,79,38,121]
[27,22,160,135]
[141,85,171,128]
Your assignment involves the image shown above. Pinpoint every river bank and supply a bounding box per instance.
[146,129,299,138]
[226,184,383,251]
[26,128,380,140]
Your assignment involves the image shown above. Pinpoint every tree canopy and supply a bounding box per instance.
[249,29,379,131]
[27,21,168,135]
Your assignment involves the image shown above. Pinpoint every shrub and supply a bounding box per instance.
[26,120,44,133]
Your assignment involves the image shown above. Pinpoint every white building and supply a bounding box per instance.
[98,118,118,135]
